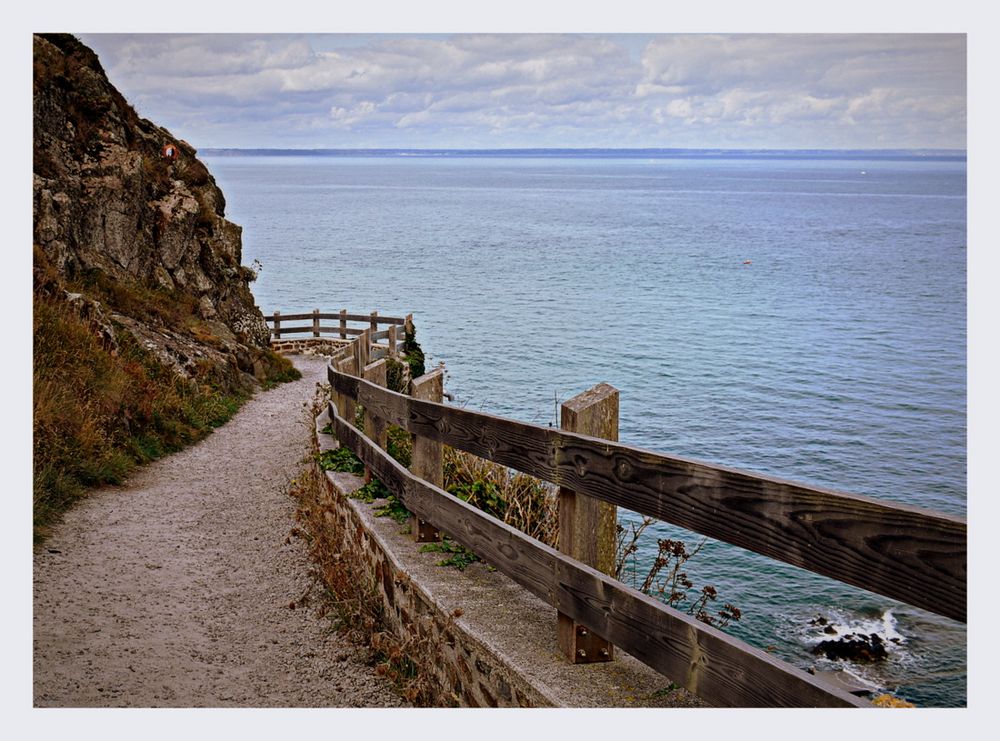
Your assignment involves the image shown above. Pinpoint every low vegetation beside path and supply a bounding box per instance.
[32,249,299,541]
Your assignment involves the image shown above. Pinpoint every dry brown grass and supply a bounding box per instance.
[443,446,558,547]
[291,457,446,705]
[32,293,251,539]
[71,265,200,331]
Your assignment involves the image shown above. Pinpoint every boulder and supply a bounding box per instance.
[812,632,889,663]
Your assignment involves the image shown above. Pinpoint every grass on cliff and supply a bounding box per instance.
[32,293,296,541]
[73,266,202,331]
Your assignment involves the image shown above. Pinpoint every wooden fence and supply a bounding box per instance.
[264,309,407,357]
[319,321,966,708]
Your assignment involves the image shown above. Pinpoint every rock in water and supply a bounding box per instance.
[812,632,889,663]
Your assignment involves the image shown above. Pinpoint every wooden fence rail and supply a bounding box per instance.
[328,368,966,623]
[270,325,368,336]
[326,397,867,707]
[264,311,406,324]
[266,309,409,354]
[319,323,965,707]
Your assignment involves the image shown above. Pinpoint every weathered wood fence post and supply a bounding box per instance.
[272,310,281,340]
[370,310,379,336]
[557,382,619,664]
[354,328,370,378]
[335,354,355,423]
[388,324,398,358]
[362,358,388,484]
[312,308,320,338]
[351,331,371,481]
[409,367,444,542]
[339,309,347,340]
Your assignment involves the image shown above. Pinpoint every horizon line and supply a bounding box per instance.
[198,146,967,162]
[200,146,967,152]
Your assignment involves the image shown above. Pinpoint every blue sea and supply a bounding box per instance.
[203,151,967,707]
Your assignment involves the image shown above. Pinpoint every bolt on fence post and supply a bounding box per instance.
[409,367,444,542]
[557,382,619,664]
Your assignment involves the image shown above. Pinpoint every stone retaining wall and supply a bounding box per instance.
[319,469,545,707]
[271,337,351,356]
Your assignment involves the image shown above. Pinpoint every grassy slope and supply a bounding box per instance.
[32,251,300,541]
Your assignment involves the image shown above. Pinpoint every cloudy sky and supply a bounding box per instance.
[78,33,966,150]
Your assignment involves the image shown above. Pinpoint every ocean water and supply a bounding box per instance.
[203,152,967,706]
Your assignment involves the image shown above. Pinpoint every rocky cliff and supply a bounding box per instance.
[33,33,280,382]
[32,34,296,535]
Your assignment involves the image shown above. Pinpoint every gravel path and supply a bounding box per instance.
[33,355,407,708]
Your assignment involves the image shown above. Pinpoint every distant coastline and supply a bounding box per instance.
[200,147,967,162]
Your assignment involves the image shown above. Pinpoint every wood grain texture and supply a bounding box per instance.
[410,369,445,487]
[358,381,408,428]
[558,383,618,662]
[410,398,966,622]
[325,401,867,707]
[410,369,444,542]
[334,357,357,421]
[325,363,965,622]
[559,383,619,575]
[362,359,388,483]
[354,329,370,377]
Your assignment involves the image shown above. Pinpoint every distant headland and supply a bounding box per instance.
[200,147,967,162]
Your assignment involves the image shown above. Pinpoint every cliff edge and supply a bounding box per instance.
[32,34,297,536]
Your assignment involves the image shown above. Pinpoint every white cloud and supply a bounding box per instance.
[79,32,966,149]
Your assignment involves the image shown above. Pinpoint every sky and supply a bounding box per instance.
[78,33,967,151]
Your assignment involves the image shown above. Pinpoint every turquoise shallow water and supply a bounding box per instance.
[204,153,967,706]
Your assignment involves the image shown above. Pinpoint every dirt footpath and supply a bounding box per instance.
[33,355,406,707]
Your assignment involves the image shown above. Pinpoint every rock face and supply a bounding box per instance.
[33,33,274,383]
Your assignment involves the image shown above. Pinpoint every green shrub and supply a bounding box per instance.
[373,495,410,524]
[318,447,364,475]
[386,425,412,467]
[401,323,425,380]
[385,357,409,393]
[420,539,480,570]
[443,446,558,547]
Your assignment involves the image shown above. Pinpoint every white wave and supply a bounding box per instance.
[805,608,907,649]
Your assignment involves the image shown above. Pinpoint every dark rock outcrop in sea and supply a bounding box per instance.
[811,633,889,663]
